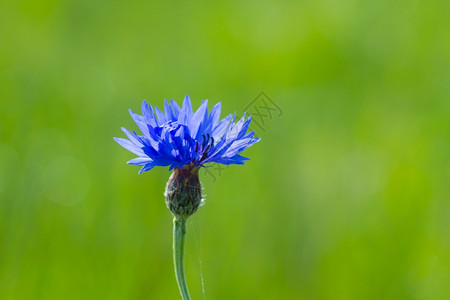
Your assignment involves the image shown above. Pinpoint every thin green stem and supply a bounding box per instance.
[173,217,191,300]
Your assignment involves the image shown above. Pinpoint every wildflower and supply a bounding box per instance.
[114,95,260,300]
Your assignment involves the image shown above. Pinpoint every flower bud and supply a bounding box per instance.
[164,166,204,219]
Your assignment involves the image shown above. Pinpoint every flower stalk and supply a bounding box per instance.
[173,217,191,300]
[166,167,201,300]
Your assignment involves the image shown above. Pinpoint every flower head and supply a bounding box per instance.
[114,95,260,173]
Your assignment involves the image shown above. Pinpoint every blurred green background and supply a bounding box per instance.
[1,0,449,299]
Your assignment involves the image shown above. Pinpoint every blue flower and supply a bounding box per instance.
[114,95,261,174]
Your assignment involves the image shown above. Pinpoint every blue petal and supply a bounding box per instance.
[204,102,221,133]
[141,101,158,127]
[211,114,233,140]
[164,99,176,121]
[172,126,187,159]
[222,138,253,158]
[138,162,157,174]
[213,155,248,165]
[170,99,181,118]
[178,95,193,125]
[114,137,146,156]
[241,130,256,139]
[127,157,153,166]
[129,109,150,136]
[227,114,246,140]
[204,139,235,163]
[121,127,143,146]
[237,116,252,139]
[189,100,208,139]
[155,106,166,124]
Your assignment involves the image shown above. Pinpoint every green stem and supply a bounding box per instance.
[173,217,191,300]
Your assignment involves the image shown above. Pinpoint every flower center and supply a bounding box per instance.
[195,133,214,162]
